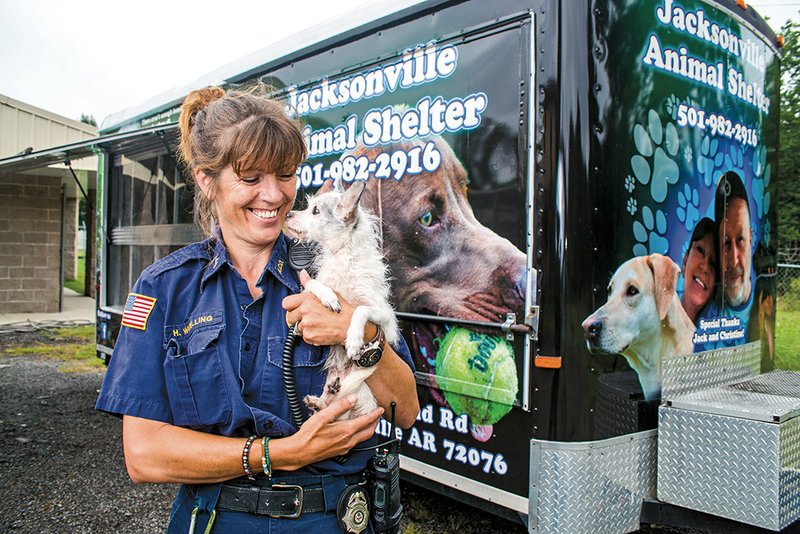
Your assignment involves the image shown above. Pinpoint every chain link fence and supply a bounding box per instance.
[779,243,800,312]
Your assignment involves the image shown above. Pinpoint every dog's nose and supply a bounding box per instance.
[581,316,602,341]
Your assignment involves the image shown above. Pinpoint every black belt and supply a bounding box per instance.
[218,482,325,518]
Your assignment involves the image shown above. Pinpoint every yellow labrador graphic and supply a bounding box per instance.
[581,254,694,400]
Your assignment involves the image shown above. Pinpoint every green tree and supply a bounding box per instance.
[779,20,800,248]
[80,113,97,127]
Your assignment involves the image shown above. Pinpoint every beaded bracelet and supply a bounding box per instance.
[261,436,272,477]
[242,435,258,480]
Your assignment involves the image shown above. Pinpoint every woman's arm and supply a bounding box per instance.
[123,396,383,484]
[283,291,420,429]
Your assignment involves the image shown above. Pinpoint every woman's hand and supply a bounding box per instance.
[122,396,383,484]
[271,395,383,471]
[283,282,365,347]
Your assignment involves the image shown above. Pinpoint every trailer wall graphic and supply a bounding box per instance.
[8,0,774,530]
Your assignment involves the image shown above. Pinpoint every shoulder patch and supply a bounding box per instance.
[122,293,157,330]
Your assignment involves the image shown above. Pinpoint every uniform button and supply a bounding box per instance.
[244,342,251,352]
[264,421,273,430]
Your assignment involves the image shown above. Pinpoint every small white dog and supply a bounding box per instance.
[581,254,695,400]
[284,179,400,419]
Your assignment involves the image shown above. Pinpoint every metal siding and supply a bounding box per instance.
[529,431,657,534]
[659,372,800,530]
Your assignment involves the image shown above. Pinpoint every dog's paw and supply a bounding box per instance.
[304,395,325,414]
[306,280,341,312]
[327,376,341,395]
[319,290,341,313]
[345,332,364,360]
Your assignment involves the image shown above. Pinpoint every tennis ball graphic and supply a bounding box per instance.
[435,327,518,426]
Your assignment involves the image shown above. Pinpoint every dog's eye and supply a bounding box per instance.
[626,285,639,297]
[418,211,436,227]
[312,206,320,215]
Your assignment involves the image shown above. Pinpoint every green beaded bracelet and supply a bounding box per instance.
[261,436,271,477]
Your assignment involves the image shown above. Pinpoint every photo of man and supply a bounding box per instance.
[717,171,754,310]
[694,171,755,350]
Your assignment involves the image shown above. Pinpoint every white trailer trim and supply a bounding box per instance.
[400,455,529,514]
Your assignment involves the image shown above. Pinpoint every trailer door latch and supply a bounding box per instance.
[501,313,516,341]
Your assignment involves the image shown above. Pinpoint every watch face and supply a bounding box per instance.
[358,348,381,367]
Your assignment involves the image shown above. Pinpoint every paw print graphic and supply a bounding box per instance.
[684,146,693,166]
[625,175,636,193]
[630,109,680,203]
[696,135,724,187]
[724,144,744,173]
[677,184,700,232]
[633,206,669,257]
[751,144,771,218]
[763,219,771,248]
[665,95,680,120]
[627,197,638,215]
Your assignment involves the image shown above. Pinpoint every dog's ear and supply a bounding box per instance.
[337,179,368,225]
[331,175,345,195]
[647,254,680,321]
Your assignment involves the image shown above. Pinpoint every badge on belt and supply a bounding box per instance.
[337,483,370,534]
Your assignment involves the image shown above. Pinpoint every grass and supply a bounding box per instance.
[0,325,103,373]
[775,308,800,371]
[64,252,86,294]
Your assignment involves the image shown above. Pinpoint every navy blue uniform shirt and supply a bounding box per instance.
[96,232,414,475]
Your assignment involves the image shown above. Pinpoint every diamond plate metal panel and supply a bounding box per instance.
[595,371,658,439]
[661,341,760,401]
[780,421,800,530]
[732,370,800,398]
[668,387,800,422]
[659,406,800,530]
[529,431,657,534]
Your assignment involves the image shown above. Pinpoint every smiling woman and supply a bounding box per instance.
[95,85,419,533]
[681,217,718,324]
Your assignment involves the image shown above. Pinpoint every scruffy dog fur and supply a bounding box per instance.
[284,179,399,419]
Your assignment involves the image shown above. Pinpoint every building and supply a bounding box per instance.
[0,93,97,313]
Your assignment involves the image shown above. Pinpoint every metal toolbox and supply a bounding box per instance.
[658,370,800,531]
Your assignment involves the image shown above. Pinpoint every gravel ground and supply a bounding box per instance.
[0,332,695,533]
[0,332,526,534]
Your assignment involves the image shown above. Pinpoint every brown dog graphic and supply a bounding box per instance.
[323,136,527,394]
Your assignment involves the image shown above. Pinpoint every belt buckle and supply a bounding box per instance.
[270,483,304,519]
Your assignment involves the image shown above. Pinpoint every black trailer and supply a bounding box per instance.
[3,1,785,531]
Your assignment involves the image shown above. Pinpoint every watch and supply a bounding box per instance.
[357,326,386,367]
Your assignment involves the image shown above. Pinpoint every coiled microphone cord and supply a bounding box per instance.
[283,323,306,428]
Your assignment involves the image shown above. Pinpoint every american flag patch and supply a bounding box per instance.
[121,293,157,330]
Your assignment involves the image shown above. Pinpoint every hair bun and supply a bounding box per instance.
[179,86,225,166]
[181,87,225,129]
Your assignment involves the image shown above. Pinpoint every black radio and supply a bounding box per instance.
[365,403,403,534]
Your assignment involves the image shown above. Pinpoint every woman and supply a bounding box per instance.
[681,217,719,324]
[96,86,419,533]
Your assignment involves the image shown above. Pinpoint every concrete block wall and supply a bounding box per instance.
[63,196,78,281]
[0,174,62,313]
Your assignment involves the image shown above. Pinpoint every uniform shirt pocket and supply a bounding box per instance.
[264,336,327,406]
[163,324,232,429]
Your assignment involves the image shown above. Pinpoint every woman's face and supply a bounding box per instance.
[683,232,717,310]
[198,165,297,251]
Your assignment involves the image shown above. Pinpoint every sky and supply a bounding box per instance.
[0,0,797,128]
